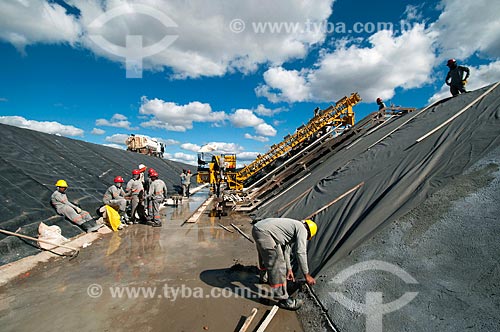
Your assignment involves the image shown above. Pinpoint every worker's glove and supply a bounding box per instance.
[462,80,467,86]
[75,207,82,213]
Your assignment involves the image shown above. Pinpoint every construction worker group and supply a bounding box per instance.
[51,164,170,231]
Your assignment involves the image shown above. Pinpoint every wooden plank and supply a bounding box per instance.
[416,81,500,143]
[185,196,214,223]
[230,223,254,243]
[218,223,234,233]
[238,308,258,332]
[255,305,279,332]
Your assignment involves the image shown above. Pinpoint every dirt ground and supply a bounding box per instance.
[0,190,304,332]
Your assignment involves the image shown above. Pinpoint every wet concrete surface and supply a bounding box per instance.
[0,189,303,332]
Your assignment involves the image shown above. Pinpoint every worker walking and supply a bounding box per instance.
[126,169,146,224]
[251,218,317,310]
[103,176,128,224]
[446,59,470,96]
[147,170,168,227]
[51,180,101,232]
[376,97,386,110]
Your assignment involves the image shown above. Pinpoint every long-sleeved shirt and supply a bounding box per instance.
[51,190,78,214]
[103,184,126,204]
[446,65,470,87]
[148,179,168,200]
[126,178,143,196]
[254,217,310,274]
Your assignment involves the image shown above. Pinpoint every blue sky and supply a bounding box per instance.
[1,0,499,165]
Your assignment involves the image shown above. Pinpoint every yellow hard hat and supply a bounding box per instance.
[55,179,68,188]
[304,219,317,240]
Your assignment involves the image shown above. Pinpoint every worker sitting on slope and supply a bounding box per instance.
[103,176,129,225]
[252,218,317,310]
[51,180,101,232]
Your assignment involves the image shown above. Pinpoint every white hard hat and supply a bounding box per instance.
[138,164,146,169]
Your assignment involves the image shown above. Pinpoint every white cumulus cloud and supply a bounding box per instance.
[96,113,134,129]
[91,128,105,135]
[180,143,202,152]
[431,0,500,60]
[229,108,277,137]
[171,152,197,165]
[254,104,286,117]
[0,0,81,52]
[257,24,437,103]
[140,97,226,132]
[0,116,84,137]
[244,133,269,142]
[0,0,334,78]
[237,151,260,162]
[105,133,129,145]
[256,67,311,102]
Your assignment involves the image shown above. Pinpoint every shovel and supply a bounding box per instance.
[0,228,80,259]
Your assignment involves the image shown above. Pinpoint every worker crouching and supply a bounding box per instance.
[252,218,317,310]
[51,180,101,232]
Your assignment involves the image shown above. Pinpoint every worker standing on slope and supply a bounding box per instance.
[103,176,129,224]
[376,97,386,110]
[51,180,101,232]
[147,170,168,227]
[252,218,317,310]
[126,169,145,224]
[446,58,470,96]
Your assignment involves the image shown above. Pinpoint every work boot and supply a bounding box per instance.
[80,219,101,233]
[151,221,162,227]
[278,298,303,311]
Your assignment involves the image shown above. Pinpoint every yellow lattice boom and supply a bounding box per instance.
[233,93,361,187]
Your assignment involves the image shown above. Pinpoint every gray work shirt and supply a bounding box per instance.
[103,184,125,204]
[254,217,310,274]
[126,178,143,196]
[149,179,168,200]
[51,190,78,214]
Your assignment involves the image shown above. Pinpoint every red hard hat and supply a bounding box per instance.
[148,168,157,175]
[376,97,382,103]
[150,171,159,178]
[132,169,141,175]
[447,58,456,66]
[114,176,124,183]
